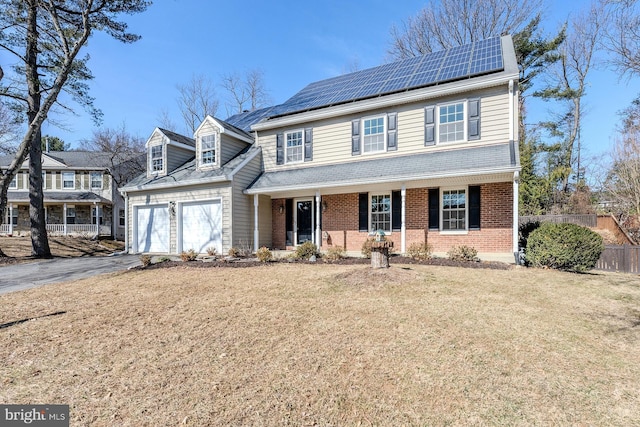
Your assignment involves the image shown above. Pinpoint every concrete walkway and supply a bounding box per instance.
[0,254,140,295]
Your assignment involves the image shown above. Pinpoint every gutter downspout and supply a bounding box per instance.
[509,79,519,262]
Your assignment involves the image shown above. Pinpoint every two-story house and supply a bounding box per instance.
[1,151,135,240]
[121,35,521,261]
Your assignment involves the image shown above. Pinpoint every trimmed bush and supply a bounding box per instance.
[140,254,152,267]
[447,245,478,262]
[227,247,240,258]
[206,246,217,256]
[526,222,604,272]
[324,245,346,262]
[256,246,273,263]
[407,242,432,260]
[519,220,541,249]
[294,241,318,260]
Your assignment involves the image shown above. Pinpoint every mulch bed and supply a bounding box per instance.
[141,255,513,270]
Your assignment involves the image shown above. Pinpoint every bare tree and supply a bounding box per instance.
[177,74,218,135]
[603,0,640,77]
[388,0,543,59]
[156,107,177,132]
[221,68,271,116]
[79,125,146,187]
[0,0,149,257]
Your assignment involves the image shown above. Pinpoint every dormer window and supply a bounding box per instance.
[151,145,163,172]
[200,134,216,166]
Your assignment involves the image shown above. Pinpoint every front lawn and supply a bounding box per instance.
[1,264,639,425]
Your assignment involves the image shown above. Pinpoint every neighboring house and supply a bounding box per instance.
[0,151,138,240]
[121,35,521,261]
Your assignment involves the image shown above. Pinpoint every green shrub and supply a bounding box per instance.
[407,242,433,260]
[180,249,198,262]
[256,246,273,263]
[294,241,318,260]
[140,254,152,267]
[157,256,171,263]
[526,222,604,272]
[325,245,346,262]
[447,245,478,262]
[519,220,541,249]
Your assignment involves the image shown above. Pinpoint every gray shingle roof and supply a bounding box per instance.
[7,191,111,204]
[0,151,140,169]
[246,142,519,194]
[122,146,261,191]
[157,128,195,147]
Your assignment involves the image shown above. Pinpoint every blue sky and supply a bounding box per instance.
[28,0,640,160]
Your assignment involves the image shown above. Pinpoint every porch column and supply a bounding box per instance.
[513,172,520,262]
[253,194,259,253]
[8,203,13,235]
[315,191,321,248]
[95,202,99,237]
[123,192,129,253]
[63,203,67,235]
[401,185,406,254]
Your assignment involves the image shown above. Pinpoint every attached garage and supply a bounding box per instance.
[179,200,222,254]
[135,205,169,253]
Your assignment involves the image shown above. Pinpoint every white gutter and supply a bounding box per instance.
[122,175,230,193]
[227,146,262,180]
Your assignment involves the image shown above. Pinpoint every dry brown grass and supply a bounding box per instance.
[0,236,122,263]
[1,264,639,426]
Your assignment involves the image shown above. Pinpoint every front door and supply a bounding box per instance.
[295,199,313,245]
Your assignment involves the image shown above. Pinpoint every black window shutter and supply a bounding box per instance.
[468,98,481,140]
[304,128,313,161]
[425,106,436,146]
[276,133,284,165]
[428,188,439,230]
[392,190,401,231]
[387,112,398,151]
[358,193,368,232]
[469,185,481,230]
[352,119,361,155]
[285,198,293,245]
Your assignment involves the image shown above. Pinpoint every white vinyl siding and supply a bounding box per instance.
[258,87,509,171]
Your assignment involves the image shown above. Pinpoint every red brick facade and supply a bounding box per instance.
[271,181,513,253]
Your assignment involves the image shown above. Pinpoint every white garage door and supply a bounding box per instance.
[136,205,169,253]
[180,200,222,254]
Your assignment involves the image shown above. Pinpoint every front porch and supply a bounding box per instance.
[2,201,112,238]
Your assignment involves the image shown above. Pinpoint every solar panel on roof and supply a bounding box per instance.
[270,36,505,118]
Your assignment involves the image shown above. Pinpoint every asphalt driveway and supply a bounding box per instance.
[0,254,141,294]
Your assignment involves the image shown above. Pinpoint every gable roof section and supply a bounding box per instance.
[121,145,261,192]
[194,116,254,143]
[245,142,519,196]
[0,151,140,169]
[265,36,509,120]
[157,128,196,147]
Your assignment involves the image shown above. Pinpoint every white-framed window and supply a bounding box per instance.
[90,172,103,189]
[62,172,75,189]
[370,194,391,232]
[92,206,103,225]
[438,102,465,143]
[8,174,18,189]
[151,145,163,172]
[119,209,125,227]
[5,206,18,226]
[66,206,76,224]
[286,130,303,163]
[42,171,46,189]
[200,134,216,166]
[442,189,466,231]
[363,116,386,153]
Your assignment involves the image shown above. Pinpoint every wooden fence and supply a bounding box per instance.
[596,245,640,274]
[519,214,597,228]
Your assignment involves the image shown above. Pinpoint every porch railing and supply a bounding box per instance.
[0,224,110,237]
